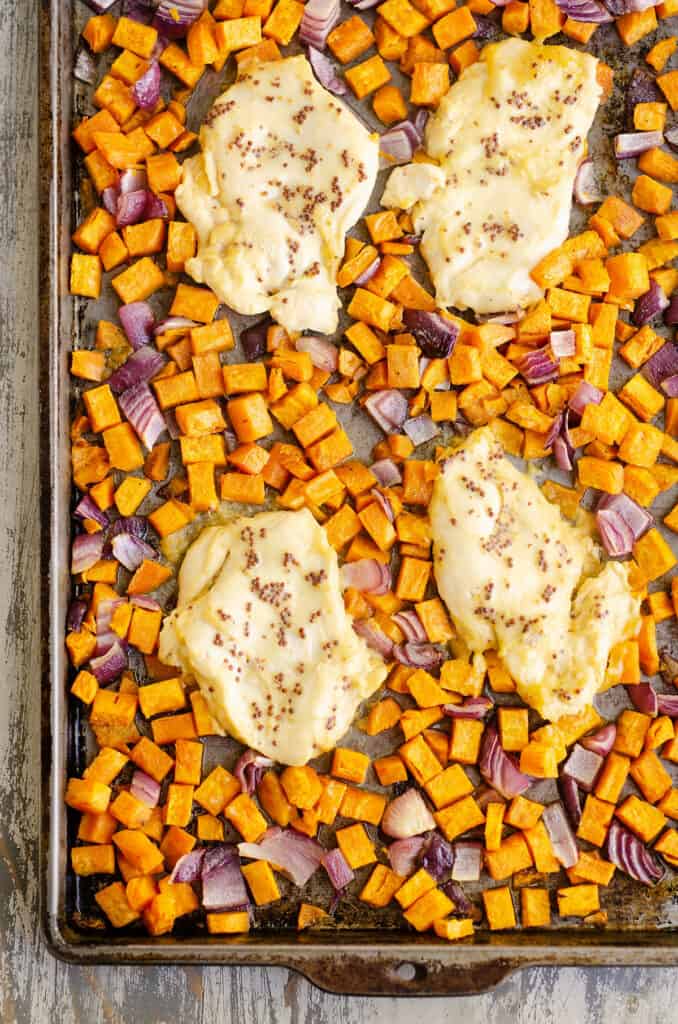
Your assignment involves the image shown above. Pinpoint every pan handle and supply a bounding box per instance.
[288,953,517,996]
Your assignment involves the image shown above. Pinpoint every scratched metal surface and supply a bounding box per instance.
[28,0,678,1001]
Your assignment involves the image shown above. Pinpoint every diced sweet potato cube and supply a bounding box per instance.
[482,886,516,930]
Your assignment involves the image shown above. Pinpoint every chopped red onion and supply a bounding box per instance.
[235,749,272,796]
[153,0,206,38]
[95,597,124,656]
[118,382,168,450]
[380,122,420,166]
[145,193,169,220]
[665,126,678,152]
[201,845,248,910]
[392,609,428,644]
[307,46,347,96]
[370,487,395,523]
[120,168,148,194]
[296,335,338,372]
[443,697,494,720]
[153,316,197,336]
[597,493,653,551]
[420,833,455,881]
[299,0,340,49]
[472,11,499,35]
[479,726,531,799]
[370,458,402,487]
[130,769,161,807]
[133,60,161,110]
[109,515,149,540]
[382,789,436,839]
[553,435,573,472]
[403,309,458,359]
[573,158,603,204]
[633,280,669,327]
[661,374,678,397]
[558,776,583,830]
[111,532,156,572]
[643,341,678,388]
[364,390,409,433]
[569,380,603,417]
[627,683,658,715]
[130,595,162,612]
[71,532,104,574]
[518,346,559,385]
[90,641,127,684]
[341,558,391,595]
[625,68,662,128]
[403,415,439,447]
[542,801,578,868]
[108,346,167,394]
[393,642,444,670]
[238,830,324,887]
[555,0,613,22]
[450,841,482,882]
[347,0,380,8]
[353,619,394,659]
[170,848,205,884]
[240,318,270,361]
[354,256,380,287]
[550,329,576,359]
[581,724,617,758]
[606,819,664,886]
[388,836,425,876]
[102,186,119,215]
[119,302,155,349]
[68,600,89,637]
[74,494,109,529]
[563,744,603,792]
[596,507,635,557]
[441,880,473,915]
[614,131,664,159]
[321,848,355,891]
[116,189,149,228]
[656,693,678,718]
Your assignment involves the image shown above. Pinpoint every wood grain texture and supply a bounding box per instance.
[0,0,677,1020]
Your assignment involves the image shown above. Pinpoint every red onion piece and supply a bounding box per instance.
[341,558,391,595]
[371,458,402,487]
[441,880,473,915]
[556,0,613,16]
[479,726,532,799]
[71,532,104,574]
[558,776,583,830]
[380,122,419,166]
[353,619,394,659]
[581,723,617,758]
[614,131,664,159]
[364,389,409,433]
[382,789,436,839]
[120,168,148,194]
[347,0,380,8]
[370,487,395,523]
[170,848,205,883]
[131,595,161,612]
[661,374,678,397]
[404,309,458,359]
[518,346,559,385]
[296,335,338,372]
[95,597,124,656]
[443,697,494,720]
[596,508,635,557]
[393,642,444,670]
[123,0,155,22]
[625,68,662,128]
[145,192,169,220]
[392,609,427,644]
[238,830,324,887]
[133,60,161,110]
[109,516,149,540]
[420,833,454,881]
[153,0,207,38]
[201,845,248,910]
[633,280,669,327]
[562,744,603,792]
[550,329,576,359]
[118,382,168,450]
[102,186,119,215]
[111,532,156,572]
[354,256,380,287]
[108,346,167,394]
[597,493,653,545]
[321,848,355,891]
[606,820,664,886]
[573,158,603,204]
[299,0,340,49]
[542,801,578,868]
[656,693,678,718]
[403,414,439,447]
[569,380,603,417]
[627,683,658,716]
[643,341,678,388]
[67,599,88,633]
[116,189,149,228]
[388,836,425,876]
[450,841,482,882]
[74,494,109,529]
[665,126,678,152]
[553,435,573,472]
[130,769,161,807]
[154,316,197,336]
[90,641,127,684]
[307,46,347,96]
[119,301,155,349]
[235,749,273,796]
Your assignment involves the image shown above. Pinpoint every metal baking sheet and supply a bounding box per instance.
[41,0,678,993]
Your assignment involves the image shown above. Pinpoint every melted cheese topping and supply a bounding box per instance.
[430,429,641,721]
[381,39,601,314]
[175,56,379,335]
[158,509,387,765]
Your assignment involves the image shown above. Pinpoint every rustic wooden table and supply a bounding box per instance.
[2,2,676,1021]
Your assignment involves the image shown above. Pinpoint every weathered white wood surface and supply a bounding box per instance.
[1,1,678,1021]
